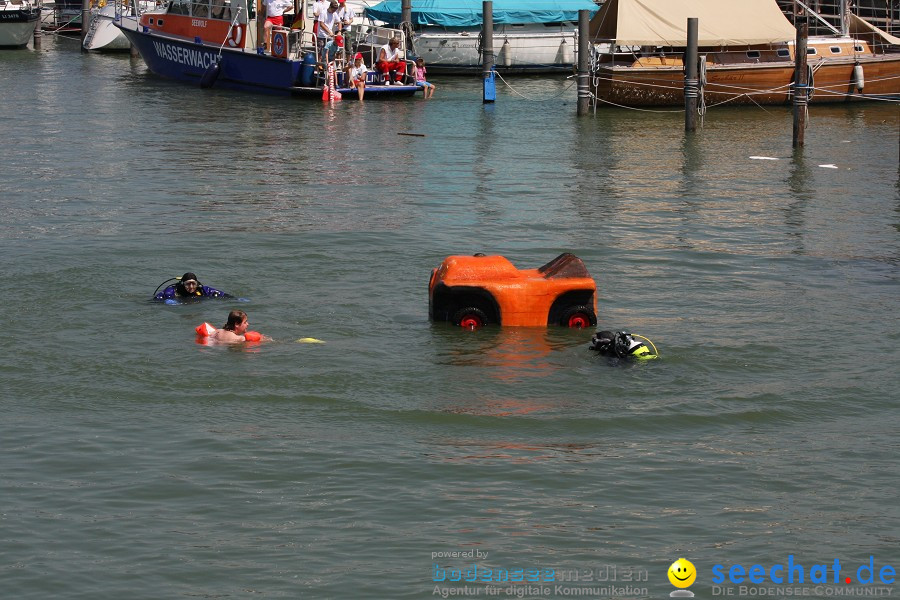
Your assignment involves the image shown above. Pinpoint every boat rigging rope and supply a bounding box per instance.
[41,12,84,36]
[492,70,575,101]
[400,20,415,55]
[217,6,243,57]
[585,57,900,113]
[698,55,708,125]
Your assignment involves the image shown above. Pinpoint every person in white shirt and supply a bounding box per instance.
[336,0,354,34]
[377,36,405,84]
[263,0,293,52]
[312,0,329,35]
[345,51,368,100]
[317,0,339,56]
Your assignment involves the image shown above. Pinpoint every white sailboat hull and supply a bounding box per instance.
[0,19,35,46]
[414,24,577,73]
[83,3,130,50]
[0,4,38,47]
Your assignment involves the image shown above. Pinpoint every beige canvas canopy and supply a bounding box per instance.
[847,12,900,47]
[590,0,798,47]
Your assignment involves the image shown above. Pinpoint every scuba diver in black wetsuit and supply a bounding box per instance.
[590,330,658,360]
[153,272,231,303]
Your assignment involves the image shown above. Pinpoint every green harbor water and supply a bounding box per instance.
[2,35,900,599]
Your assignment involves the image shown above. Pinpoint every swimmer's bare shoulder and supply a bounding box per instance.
[214,329,245,343]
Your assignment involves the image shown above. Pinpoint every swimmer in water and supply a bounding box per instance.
[214,310,256,343]
[154,272,231,301]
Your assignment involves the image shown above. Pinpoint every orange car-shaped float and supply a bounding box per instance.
[428,253,598,328]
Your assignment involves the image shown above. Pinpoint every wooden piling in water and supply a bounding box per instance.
[576,9,589,116]
[793,17,809,148]
[33,8,41,49]
[401,0,411,50]
[684,17,699,132]
[81,0,90,52]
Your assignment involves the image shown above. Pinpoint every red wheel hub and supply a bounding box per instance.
[567,314,589,328]
[460,315,483,329]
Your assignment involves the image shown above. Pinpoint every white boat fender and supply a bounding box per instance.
[200,58,221,89]
[853,62,864,92]
[557,37,571,65]
[499,38,511,67]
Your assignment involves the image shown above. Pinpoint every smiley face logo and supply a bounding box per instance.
[668,558,696,588]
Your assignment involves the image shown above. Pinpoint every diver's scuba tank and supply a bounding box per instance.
[590,330,658,360]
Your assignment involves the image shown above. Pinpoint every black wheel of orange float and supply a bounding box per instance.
[452,307,489,329]
[559,305,595,328]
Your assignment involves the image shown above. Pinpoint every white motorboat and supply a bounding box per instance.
[0,0,40,47]
[363,0,599,74]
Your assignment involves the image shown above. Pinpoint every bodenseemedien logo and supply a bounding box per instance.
[669,558,697,598]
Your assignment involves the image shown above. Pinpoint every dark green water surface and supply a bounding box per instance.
[2,35,899,599]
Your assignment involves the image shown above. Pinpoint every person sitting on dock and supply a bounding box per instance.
[263,0,293,52]
[377,36,405,85]
[346,52,368,100]
[414,57,435,98]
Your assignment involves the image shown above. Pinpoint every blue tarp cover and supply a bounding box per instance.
[364,0,599,27]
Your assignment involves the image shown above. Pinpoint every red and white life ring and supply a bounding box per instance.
[227,25,242,48]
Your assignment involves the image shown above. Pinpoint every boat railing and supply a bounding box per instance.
[346,24,414,80]
[270,24,316,60]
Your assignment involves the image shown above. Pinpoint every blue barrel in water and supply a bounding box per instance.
[300,53,316,87]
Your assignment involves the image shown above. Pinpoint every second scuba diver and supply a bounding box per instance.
[590,330,658,360]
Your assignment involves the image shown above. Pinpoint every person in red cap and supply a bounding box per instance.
[346,52,368,100]
[323,31,344,62]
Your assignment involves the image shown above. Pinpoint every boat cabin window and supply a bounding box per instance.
[191,0,210,17]
[210,0,231,19]
[746,50,760,59]
[854,44,864,52]
[806,47,817,55]
[167,0,190,15]
[829,46,841,54]
[776,48,790,57]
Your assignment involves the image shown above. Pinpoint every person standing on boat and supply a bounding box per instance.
[336,0,354,35]
[263,0,293,52]
[312,0,327,35]
[323,32,344,63]
[377,36,405,85]
[316,0,340,58]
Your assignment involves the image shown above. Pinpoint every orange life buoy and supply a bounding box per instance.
[195,322,263,343]
[196,322,217,336]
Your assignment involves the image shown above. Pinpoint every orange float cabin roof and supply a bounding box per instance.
[429,253,598,328]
